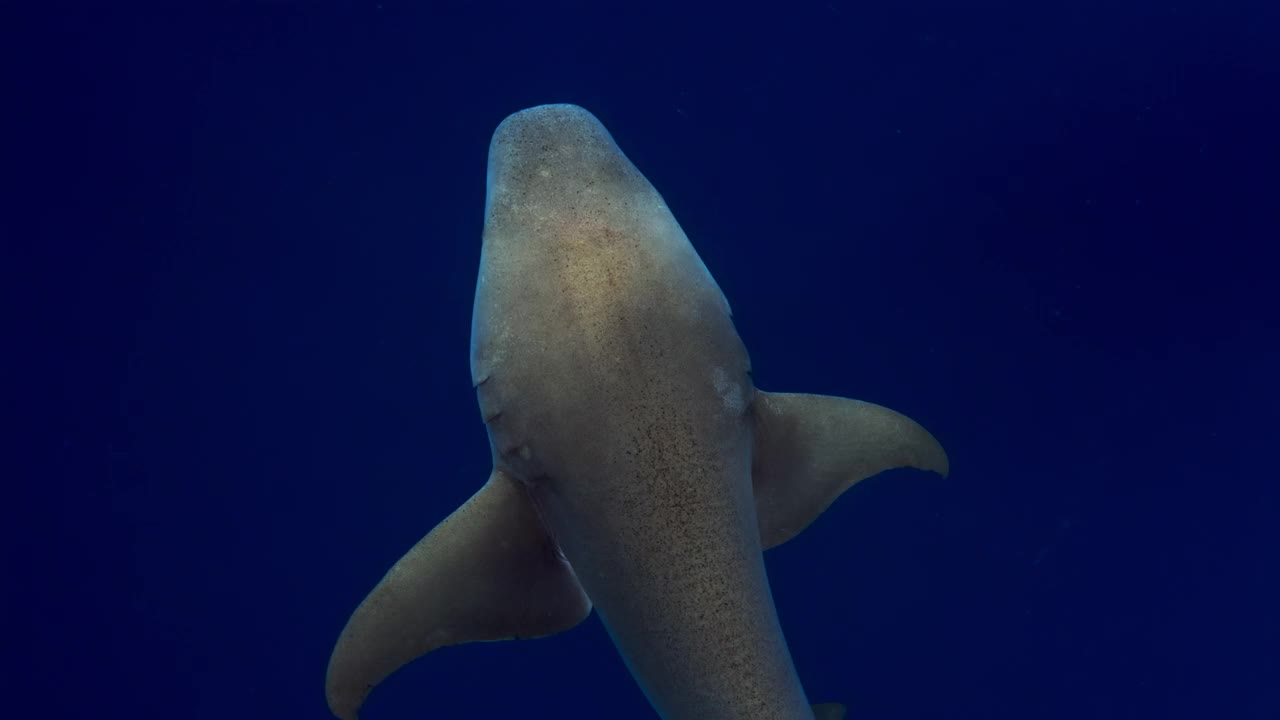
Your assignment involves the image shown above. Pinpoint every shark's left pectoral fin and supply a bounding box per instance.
[751,391,949,550]
[325,470,591,720]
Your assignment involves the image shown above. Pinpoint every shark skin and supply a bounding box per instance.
[325,104,949,720]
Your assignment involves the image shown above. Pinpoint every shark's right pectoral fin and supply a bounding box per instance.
[325,470,591,720]
[751,391,949,550]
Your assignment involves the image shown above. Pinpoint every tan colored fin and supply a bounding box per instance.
[325,470,591,720]
[752,391,949,550]
[812,702,849,719]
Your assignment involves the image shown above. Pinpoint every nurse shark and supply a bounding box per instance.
[326,104,948,720]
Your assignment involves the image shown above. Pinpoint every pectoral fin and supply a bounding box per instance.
[752,391,949,550]
[325,470,591,720]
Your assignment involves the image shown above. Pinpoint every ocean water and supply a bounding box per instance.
[13,2,1278,719]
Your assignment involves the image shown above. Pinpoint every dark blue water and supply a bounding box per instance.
[13,2,1278,718]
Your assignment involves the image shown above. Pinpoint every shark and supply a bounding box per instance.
[325,104,949,720]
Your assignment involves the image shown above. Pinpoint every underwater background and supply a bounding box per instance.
[12,1,1278,718]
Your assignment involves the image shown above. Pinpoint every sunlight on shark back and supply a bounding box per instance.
[326,104,946,720]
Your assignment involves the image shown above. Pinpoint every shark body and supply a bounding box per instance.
[326,104,948,720]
